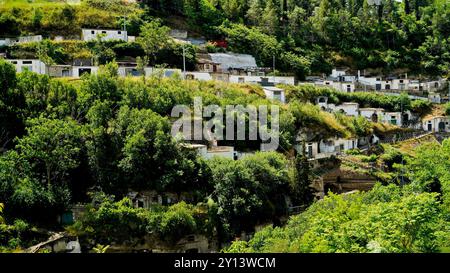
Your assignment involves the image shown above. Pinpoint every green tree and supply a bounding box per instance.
[16,117,83,187]
[226,184,443,253]
[246,0,263,26]
[136,21,171,65]
[293,141,314,206]
[0,60,25,149]
[261,0,279,35]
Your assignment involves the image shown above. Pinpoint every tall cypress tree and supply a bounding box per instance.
[294,141,314,206]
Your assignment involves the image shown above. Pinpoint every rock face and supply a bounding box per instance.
[105,234,215,253]
[26,232,81,253]
[321,168,377,195]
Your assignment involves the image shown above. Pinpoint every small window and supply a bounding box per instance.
[23,61,32,64]
[400,80,404,83]
[11,61,17,64]
[91,30,95,34]
[118,31,122,34]
[102,31,107,34]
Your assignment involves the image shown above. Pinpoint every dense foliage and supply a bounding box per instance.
[227,139,450,253]
[2,1,449,77]
[69,196,204,246]
[143,0,450,77]
[284,84,432,115]
[226,184,445,253]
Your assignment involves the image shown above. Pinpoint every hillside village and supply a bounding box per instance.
[1,0,450,254]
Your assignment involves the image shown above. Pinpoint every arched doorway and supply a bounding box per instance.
[402,113,409,126]
[371,113,378,123]
[439,122,446,132]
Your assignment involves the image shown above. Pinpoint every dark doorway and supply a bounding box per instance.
[78,68,91,76]
[402,113,409,126]
[371,113,378,123]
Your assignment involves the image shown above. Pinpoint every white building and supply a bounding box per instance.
[263,86,286,104]
[422,116,450,133]
[206,146,236,160]
[331,68,348,78]
[7,59,47,74]
[81,29,128,42]
[316,96,331,110]
[1,35,43,47]
[381,112,402,126]
[230,75,295,85]
[315,80,355,92]
[333,102,360,116]
[72,66,99,77]
[359,108,386,123]
[389,78,410,90]
[428,92,442,104]
[185,72,213,81]
[182,144,237,160]
[149,68,182,78]
[300,138,359,160]
[358,76,382,90]
[409,79,447,93]
[48,65,73,77]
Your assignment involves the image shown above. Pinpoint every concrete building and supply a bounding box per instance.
[1,35,43,46]
[205,146,235,160]
[185,72,213,81]
[72,66,99,77]
[196,53,222,73]
[333,102,360,116]
[48,65,73,77]
[263,86,286,104]
[297,136,358,160]
[230,75,295,85]
[127,190,194,208]
[428,92,442,104]
[315,79,355,92]
[381,111,402,126]
[7,59,47,74]
[422,116,450,133]
[359,108,386,123]
[209,53,257,71]
[182,143,236,160]
[82,29,128,42]
[331,68,348,78]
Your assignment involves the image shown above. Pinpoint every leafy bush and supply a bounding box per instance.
[226,184,443,253]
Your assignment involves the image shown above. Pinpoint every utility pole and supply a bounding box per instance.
[123,15,127,42]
